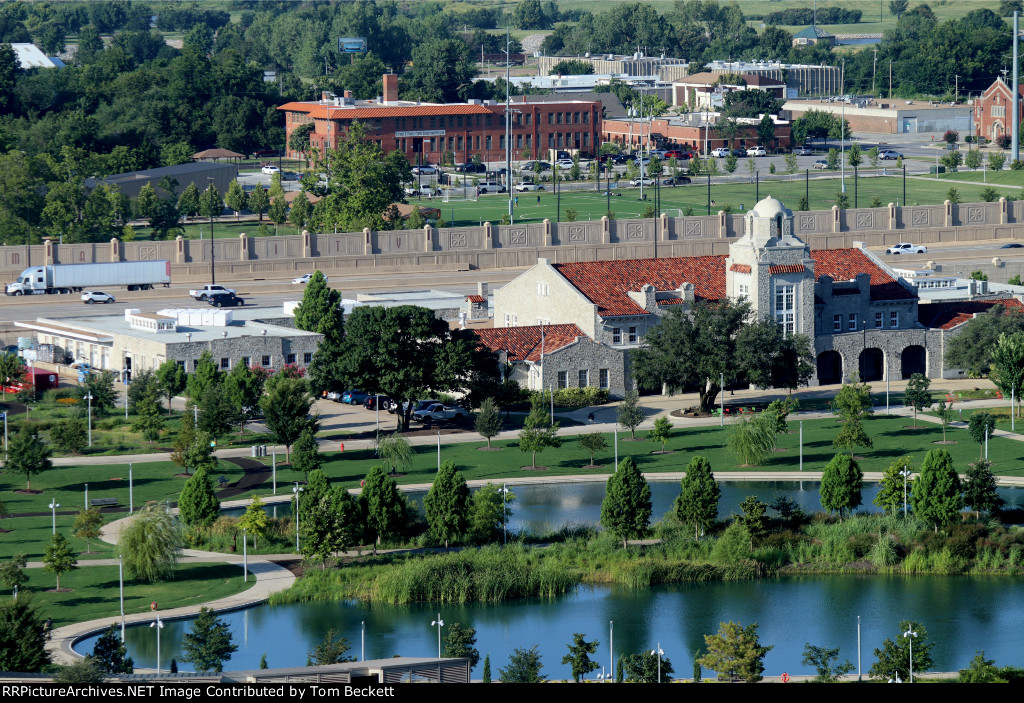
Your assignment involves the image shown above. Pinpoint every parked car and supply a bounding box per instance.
[413,403,470,423]
[812,160,829,169]
[207,291,245,307]
[629,177,655,186]
[514,182,544,192]
[389,398,439,415]
[455,162,486,173]
[886,242,928,255]
[292,273,328,284]
[662,175,692,185]
[363,395,391,410]
[710,147,731,157]
[341,389,369,405]
[81,291,115,304]
[794,145,814,156]
[404,184,439,196]
[663,149,686,159]
[556,159,574,170]
[610,154,631,165]
[261,164,281,175]
[879,150,903,160]
[412,164,437,175]
[732,148,746,157]
[324,391,342,402]
[746,146,767,157]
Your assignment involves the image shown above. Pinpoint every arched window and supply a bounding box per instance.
[775,214,783,236]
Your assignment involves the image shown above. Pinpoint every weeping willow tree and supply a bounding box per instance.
[378,432,412,475]
[117,504,183,582]
[727,414,775,467]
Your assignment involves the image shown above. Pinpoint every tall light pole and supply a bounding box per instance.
[49,499,59,534]
[86,392,93,447]
[128,462,133,513]
[900,467,911,516]
[431,614,444,657]
[609,620,614,682]
[504,27,513,224]
[501,483,510,544]
[150,615,164,674]
[1,411,6,462]
[651,643,664,683]
[206,176,216,285]
[118,555,125,642]
[361,621,366,661]
[242,527,248,582]
[720,371,725,426]
[903,628,917,683]
[292,483,303,552]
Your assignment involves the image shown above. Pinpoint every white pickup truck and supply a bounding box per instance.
[412,403,470,423]
[189,284,236,301]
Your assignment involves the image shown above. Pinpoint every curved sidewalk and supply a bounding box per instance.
[46,513,296,666]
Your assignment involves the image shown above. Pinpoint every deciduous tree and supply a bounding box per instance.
[499,645,546,683]
[444,623,480,668]
[43,532,78,590]
[117,503,182,582]
[237,496,269,550]
[361,465,408,553]
[903,373,932,427]
[802,643,854,683]
[156,360,187,416]
[579,432,607,466]
[874,456,913,516]
[72,507,104,553]
[963,458,1003,517]
[4,426,52,491]
[309,628,353,665]
[294,271,345,394]
[475,397,502,449]
[518,395,561,468]
[260,372,315,461]
[832,379,874,451]
[616,388,644,438]
[648,416,673,452]
[869,620,932,682]
[623,649,674,683]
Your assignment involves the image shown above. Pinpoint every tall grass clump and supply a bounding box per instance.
[870,533,900,569]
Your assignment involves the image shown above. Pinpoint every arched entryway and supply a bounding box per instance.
[859,348,884,382]
[817,350,843,385]
[901,345,927,379]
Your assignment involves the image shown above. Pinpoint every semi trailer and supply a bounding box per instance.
[6,261,171,295]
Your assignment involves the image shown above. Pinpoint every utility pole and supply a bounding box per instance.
[955,74,959,103]
[872,48,878,94]
[1014,12,1020,163]
[889,60,893,100]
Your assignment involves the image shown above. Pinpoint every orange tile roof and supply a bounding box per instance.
[729,264,751,273]
[553,248,914,317]
[768,264,805,274]
[918,298,1024,330]
[277,102,493,119]
[476,324,587,362]
[465,295,485,303]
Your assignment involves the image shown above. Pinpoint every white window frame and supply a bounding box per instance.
[628,326,638,344]
[557,370,568,389]
[875,311,883,328]
[578,369,589,387]
[774,284,795,335]
[599,368,609,389]
[833,315,841,332]
[848,313,857,331]
[890,310,899,328]
[612,327,622,344]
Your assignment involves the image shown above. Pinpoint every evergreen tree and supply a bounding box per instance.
[499,645,546,683]
[0,597,50,672]
[468,483,515,543]
[51,414,88,454]
[482,654,491,683]
[43,532,78,590]
[616,388,644,438]
[198,183,222,220]
[623,650,674,683]
[675,455,720,539]
[737,496,768,549]
[177,468,220,528]
[869,620,933,682]
[72,507,104,553]
[517,394,561,468]
[443,623,480,668]
[91,626,134,674]
[874,456,913,517]
[223,361,264,437]
[693,651,702,683]
[52,656,104,683]
[171,411,217,476]
[561,633,600,683]
[802,643,854,683]
[259,654,268,670]
[181,607,238,673]
[912,449,964,531]
[361,465,408,553]
[3,426,53,491]
[177,183,200,222]
[423,461,470,548]
[600,456,652,547]
[132,382,165,442]
[294,271,345,394]
[475,397,503,449]
[903,373,932,427]
[819,453,863,518]
[197,384,238,442]
[308,628,353,665]
[698,621,773,683]
[963,458,1003,517]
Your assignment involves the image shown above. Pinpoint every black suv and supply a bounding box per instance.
[207,292,245,307]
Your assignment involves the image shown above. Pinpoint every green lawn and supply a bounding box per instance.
[931,169,1024,187]
[19,563,248,627]
[308,414,1024,493]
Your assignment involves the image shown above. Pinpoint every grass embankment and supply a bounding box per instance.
[269,512,1024,607]
[21,563,248,627]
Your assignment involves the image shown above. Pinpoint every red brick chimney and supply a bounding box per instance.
[321,91,329,102]
[383,73,399,103]
[343,90,353,99]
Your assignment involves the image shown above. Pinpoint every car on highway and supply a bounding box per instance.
[794,145,814,155]
[206,291,245,307]
[261,164,281,175]
[746,146,767,157]
[292,273,328,284]
[81,291,115,304]
[629,177,655,187]
[710,147,731,157]
[341,389,369,405]
[411,164,438,175]
[886,242,928,255]
[1000,242,1024,249]
[812,159,829,169]
[879,150,903,160]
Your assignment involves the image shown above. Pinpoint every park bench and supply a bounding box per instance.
[90,498,118,508]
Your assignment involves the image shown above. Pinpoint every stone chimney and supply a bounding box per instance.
[383,74,399,103]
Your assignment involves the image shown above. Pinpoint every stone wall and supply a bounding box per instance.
[6,199,1023,284]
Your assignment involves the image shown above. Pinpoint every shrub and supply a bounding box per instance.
[548,386,609,408]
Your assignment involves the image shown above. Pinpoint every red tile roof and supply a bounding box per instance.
[476,324,587,362]
[465,295,485,303]
[918,298,1024,330]
[552,248,914,317]
[277,102,493,119]
[768,264,805,274]
[729,264,751,274]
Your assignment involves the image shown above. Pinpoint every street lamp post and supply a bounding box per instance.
[242,527,248,582]
[119,555,125,642]
[609,620,614,682]
[292,483,303,553]
[361,621,365,662]
[1,411,7,462]
[651,643,664,683]
[501,483,510,544]
[206,177,216,285]
[84,483,88,510]
[128,463,133,513]
[431,614,444,657]
[49,499,59,534]
[900,467,912,516]
[903,628,917,683]
[86,392,93,447]
[150,615,164,674]
[720,371,725,426]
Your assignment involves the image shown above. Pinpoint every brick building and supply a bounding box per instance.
[973,77,1023,143]
[278,74,602,164]
[602,113,792,154]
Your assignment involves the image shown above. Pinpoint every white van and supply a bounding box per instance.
[477,181,505,194]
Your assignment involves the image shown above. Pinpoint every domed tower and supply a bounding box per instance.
[725,196,815,336]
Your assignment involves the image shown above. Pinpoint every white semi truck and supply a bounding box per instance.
[6,261,171,296]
